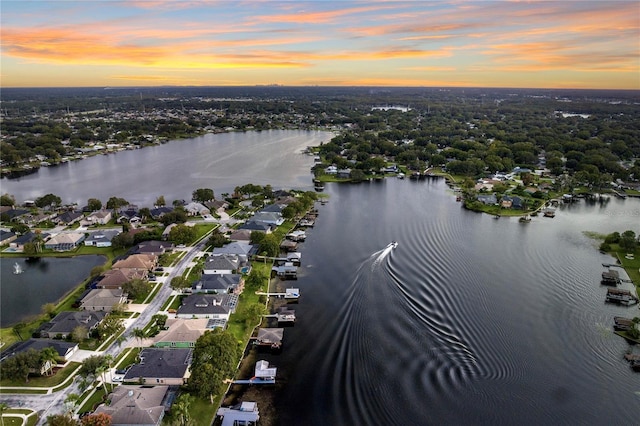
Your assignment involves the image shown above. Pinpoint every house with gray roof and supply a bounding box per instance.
[211,242,255,262]
[250,212,284,226]
[123,348,192,385]
[80,288,128,312]
[203,255,241,275]
[176,294,236,321]
[44,232,86,251]
[260,204,285,214]
[0,339,79,363]
[94,385,170,425]
[238,221,273,233]
[38,311,106,339]
[0,230,16,245]
[192,274,244,294]
[477,193,498,205]
[53,211,83,225]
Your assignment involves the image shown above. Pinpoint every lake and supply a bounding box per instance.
[0,130,332,206]
[271,178,639,425]
[0,255,106,327]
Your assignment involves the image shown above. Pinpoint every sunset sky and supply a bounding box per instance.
[1,1,638,89]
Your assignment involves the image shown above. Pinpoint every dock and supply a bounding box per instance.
[217,402,260,426]
[256,288,300,299]
[605,288,639,306]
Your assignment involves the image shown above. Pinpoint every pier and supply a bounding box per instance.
[256,288,300,299]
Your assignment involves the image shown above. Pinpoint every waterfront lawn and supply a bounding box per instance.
[0,362,80,388]
[161,395,217,426]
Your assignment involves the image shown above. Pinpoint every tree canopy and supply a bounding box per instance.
[192,188,214,203]
[189,329,241,401]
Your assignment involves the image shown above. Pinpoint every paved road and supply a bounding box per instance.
[0,229,213,424]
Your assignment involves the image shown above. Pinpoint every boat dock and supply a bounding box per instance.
[256,288,300,300]
[605,288,639,306]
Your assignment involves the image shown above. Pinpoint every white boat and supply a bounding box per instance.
[397,173,405,179]
[389,241,398,249]
[13,262,23,274]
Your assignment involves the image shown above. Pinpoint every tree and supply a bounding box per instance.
[245,269,267,291]
[40,347,59,376]
[80,413,112,426]
[12,322,26,341]
[105,197,128,210]
[189,329,241,402]
[169,224,196,245]
[41,302,57,318]
[94,316,124,341]
[155,195,166,207]
[171,394,193,426]
[10,223,30,235]
[0,193,15,206]
[46,414,79,426]
[64,393,81,415]
[71,326,89,342]
[122,278,151,300]
[258,234,280,257]
[192,188,214,203]
[111,232,134,249]
[0,349,41,382]
[170,276,191,292]
[207,230,227,248]
[35,193,62,209]
[132,328,146,347]
[79,355,109,379]
[87,198,102,211]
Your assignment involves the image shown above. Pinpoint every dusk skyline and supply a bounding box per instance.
[1,1,638,89]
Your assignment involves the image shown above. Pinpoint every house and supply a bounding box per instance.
[152,319,208,348]
[123,348,192,385]
[250,212,284,226]
[0,339,79,363]
[176,294,237,321]
[80,289,128,311]
[53,211,83,226]
[96,268,146,289]
[44,232,86,251]
[477,193,497,205]
[38,311,106,339]
[117,206,142,224]
[112,254,157,271]
[337,168,352,179]
[134,240,173,256]
[211,242,255,262]
[84,229,120,247]
[94,385,170,426]
[203,255,241,275]
[501,195,513,209]
[192,274,244,294]
[204,200,229,214]
[183,202,210,217]
[149,206,173,220]
[4,208,30,221]
[0,230,16,245]
[83,209,113,225]
[324,165,338,174]
[238,221,273,233]
[9,232,47,251]
[259,203,284,214]
[228,229,252,242]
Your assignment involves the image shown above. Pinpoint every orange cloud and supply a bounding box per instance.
[256,4,397,24]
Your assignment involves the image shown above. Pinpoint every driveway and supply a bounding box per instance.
[68,349,103,363]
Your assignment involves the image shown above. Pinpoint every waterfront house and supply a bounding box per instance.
[0,230,16,245]
[38,311,106,339]
[238,221,273,233]
[251,212,284,226]
[211,241,255,262]
[204,200,229,214]
[80,288,128,311]
[192,274,244,294]
[9,232,48,251]
[324,165,338,174]
[96,268,146,289]
[0,339,79,364]
[44,232,86,251]
[84,229,120,247]
[176,294,236,322]
[476,193,497,205]
[123,348,192,385]
[203,254,241,275]
[152,319,208,348]
[112,254,157,272]
[94,385,170,426]
[501,196,513,209]
[337,168,352,179]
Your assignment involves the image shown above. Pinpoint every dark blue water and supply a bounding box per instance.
[0,256,105,326]
[273,179,639,425]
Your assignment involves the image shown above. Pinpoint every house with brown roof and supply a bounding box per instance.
[112,254,157,271]
[94,385,170,426]
[97,269,146,289]
[152,319,208,348]
[83,209,112,225]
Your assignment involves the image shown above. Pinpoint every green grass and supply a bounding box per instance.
[192,223,217,243]
[78,388,108,414]
[115,347,140,370]
[0,362,80,388]
[0,415,25,425]
[160,395,218,426]
[4,410,34,415]
[141,282,163,304]
[0,389,48,394]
